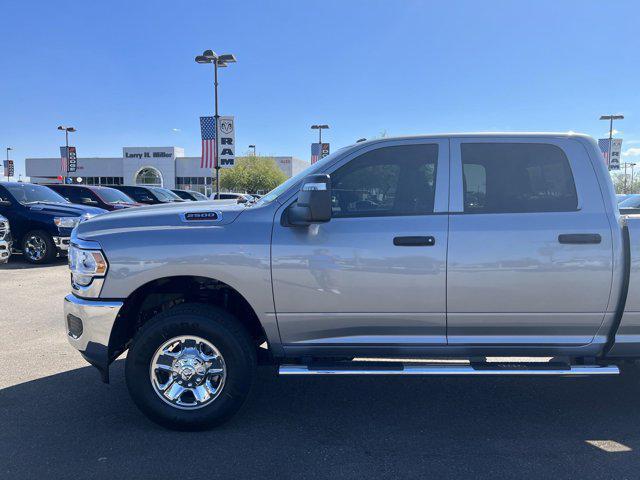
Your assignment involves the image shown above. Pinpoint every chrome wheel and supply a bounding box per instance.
[24,234,47,261]
[150,335,226,410]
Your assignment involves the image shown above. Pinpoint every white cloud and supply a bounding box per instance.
[623,147,640,158]
[171,128,181,132]
[604,129,622,137]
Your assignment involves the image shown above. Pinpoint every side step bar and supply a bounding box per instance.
[279,363,619,376]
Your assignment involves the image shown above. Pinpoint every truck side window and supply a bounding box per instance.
[330,144,438,218]
[461,143,578,213]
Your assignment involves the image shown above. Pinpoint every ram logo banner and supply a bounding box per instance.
[598,138,623,170]
[218,116,235,168]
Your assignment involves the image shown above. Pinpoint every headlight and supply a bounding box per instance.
[54,217,80,228]
[68,245,108,286]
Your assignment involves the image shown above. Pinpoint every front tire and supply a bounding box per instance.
[22,230,56,264]
[125,303,257,431]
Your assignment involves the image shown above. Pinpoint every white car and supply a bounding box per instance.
[0,215,11,264]
[209,192,255,204]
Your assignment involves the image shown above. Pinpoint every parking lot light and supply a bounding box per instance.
[195,50,237,198]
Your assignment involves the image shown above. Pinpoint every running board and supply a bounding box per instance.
[279,363,619,376]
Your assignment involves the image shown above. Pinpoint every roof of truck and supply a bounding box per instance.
[352,132,593,145]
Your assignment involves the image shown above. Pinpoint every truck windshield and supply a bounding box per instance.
[150,187,182,202]
[255,147,349,205]
[97,187,135,204]
[5,183,69,205]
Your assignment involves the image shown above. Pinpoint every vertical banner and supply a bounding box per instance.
[598,138,623,170]
[67,146,77,172]
[3,160,13,178]
[218,116,235,168]
[311,143,321,164]
[60,146,68,173]
[321,142,330,159]
[200,116,216,169]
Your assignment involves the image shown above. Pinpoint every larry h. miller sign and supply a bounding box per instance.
[200,116,235,169]
[598,138,623,171]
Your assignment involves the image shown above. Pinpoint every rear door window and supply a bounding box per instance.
[461,143,578,213]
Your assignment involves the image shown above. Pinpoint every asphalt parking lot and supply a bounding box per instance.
[2,257,640,479]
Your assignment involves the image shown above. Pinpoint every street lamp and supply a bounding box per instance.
[195,50,236,198]
[57,125,76,184]
[248,144,256,156]
[5,147,12,182]
[311,124,329,144]
[599,114,624,171]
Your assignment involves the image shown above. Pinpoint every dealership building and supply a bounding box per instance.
[25,146,309,195]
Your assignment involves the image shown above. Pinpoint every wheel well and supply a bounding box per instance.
[109,276,268,362]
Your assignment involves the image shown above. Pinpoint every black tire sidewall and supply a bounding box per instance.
[125,306,256,430]
[22,230,56,264]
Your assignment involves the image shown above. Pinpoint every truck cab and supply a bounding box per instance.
[63,133,635,430]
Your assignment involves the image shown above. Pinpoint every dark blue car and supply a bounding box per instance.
[0,182,106,264]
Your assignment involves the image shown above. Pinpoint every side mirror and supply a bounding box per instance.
[287,174,332,226]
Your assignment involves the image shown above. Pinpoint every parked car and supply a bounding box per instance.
[111,185,186,205]
[0,214,12,264]
[617,194,633,203]
[209,192,255,204]
[65,133,639,430]
[0,182,105,263]
[619,194,640,214]
[46,184,142,211]
[171,189,209,201]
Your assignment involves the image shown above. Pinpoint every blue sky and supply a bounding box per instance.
[2,0,639,178]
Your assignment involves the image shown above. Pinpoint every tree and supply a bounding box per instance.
[219,156,287,193]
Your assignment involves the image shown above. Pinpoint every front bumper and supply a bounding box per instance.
[53,236,70,251]
[63,294,123,382]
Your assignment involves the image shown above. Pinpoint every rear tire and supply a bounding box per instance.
[125,303,257,431]
[22,230,56,264]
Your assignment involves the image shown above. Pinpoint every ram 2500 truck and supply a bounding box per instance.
[64,133,640,430]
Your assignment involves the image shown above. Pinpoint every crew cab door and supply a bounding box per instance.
[271,139,449,348]
[447,137,614,346]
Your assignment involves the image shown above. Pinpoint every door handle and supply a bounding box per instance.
[393,236,436,246]
[558,233,602,244]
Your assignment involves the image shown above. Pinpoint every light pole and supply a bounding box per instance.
[5,147,12,182]
[311,124,329,144]
[195,50,236,198]
[630,163,637,193]
[599,114,624,170]
[57,125,76,184]
[249,144,256,156]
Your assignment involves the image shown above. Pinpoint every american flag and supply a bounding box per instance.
[200,116,217,169]
[311,143,321,164]
[598,138,611,165]
[60,146,68,172]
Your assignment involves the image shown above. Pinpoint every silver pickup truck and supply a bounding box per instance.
[64,133,640,430]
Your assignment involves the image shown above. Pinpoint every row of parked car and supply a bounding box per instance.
[0,181,258,264]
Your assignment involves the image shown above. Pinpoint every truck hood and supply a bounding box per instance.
[74,200,247,240]
[25,202,107,218]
